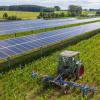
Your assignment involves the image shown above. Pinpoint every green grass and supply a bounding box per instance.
[55,11,68,15]
[82,11,96,15]
[0,11,95,20]
[0,33,100,100]
[0,20,100,40]
[55,11,96,15]
[0,11,40,19]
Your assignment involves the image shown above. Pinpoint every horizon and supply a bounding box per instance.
[0,4,100,10]
[0,0,100,9]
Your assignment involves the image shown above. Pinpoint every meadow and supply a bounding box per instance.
[0,33,100,100]
[0,11,40,19]
[82,11,96,15]
[0,11,96,20]
[55,10,96,15]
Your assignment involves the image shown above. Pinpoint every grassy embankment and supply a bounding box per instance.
[0,20,100,40]
[0,33,100,100]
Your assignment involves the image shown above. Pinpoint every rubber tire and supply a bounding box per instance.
[75,65,84,79]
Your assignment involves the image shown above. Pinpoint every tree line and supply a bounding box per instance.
[38,5,83,19]
[0,5,55,12]
[38,5,100,19]
[1,5,100,20]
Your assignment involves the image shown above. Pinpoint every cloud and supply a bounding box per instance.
[0,0,100,9]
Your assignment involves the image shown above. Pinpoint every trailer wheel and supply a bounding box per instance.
[75,65,84,79]
[88,90,94,97]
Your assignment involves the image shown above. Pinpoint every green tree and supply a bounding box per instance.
[3,12,8,18]
[54,6,61,11]
[68,5,82,16]
[60,12,65,17]
[96,11,100,16]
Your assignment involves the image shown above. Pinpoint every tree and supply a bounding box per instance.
[54,6,60,11]
[68,5,82,16]
[96,11,100,16]
[0,5,55,12]
[60,12,65,17]
[3,12,8,18]
[39,12,44,17]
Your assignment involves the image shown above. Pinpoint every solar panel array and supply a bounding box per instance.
[0,22,100,59]
[0,18,100,35]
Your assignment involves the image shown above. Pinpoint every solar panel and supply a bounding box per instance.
[8,47,24,53]
[0,22,100,59]
[0,48,16,56]
[0,52,8,58]
[0,18,100,35]
[5,40,17,45]
[16,45,30,51]
[0,41,11,47]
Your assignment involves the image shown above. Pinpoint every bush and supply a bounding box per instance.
[80,14,88,17]
[3,12,8,18]
[37,16,41,19]
[7,16,22,20]
[60,12,65,17]
[96,11,100,16]
[37,12,66,19]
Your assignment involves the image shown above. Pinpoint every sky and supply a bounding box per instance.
[0,0,100,9]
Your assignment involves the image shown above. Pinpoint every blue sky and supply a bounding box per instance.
[0,0,100,9]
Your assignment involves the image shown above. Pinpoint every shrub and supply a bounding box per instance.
[3,12,8,18]
[7,16,22,20]
[96,11,100,16]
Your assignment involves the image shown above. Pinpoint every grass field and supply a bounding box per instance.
[0,11,96,20]
[55,11,96,15]
[0,11,40,19]
[0,33,100,100]
[82,11,96,15]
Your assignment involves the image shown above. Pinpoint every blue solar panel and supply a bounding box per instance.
[0,52,7,58]
[5,40,17,45]
[15,45,29,51]
[0,41,11,46]
[8,47,23,54]
[0,18,100,35]
[0,22,100,59]
[22,43,34,49]
[0,48,16,55]
[11,39,22,44]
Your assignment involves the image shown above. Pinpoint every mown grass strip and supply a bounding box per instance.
[0,20,100,40]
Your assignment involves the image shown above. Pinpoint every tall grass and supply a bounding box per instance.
[0,34,100,100]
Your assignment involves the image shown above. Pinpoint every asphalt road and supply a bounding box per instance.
[0,18,100,35]
[0,22,100,59]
